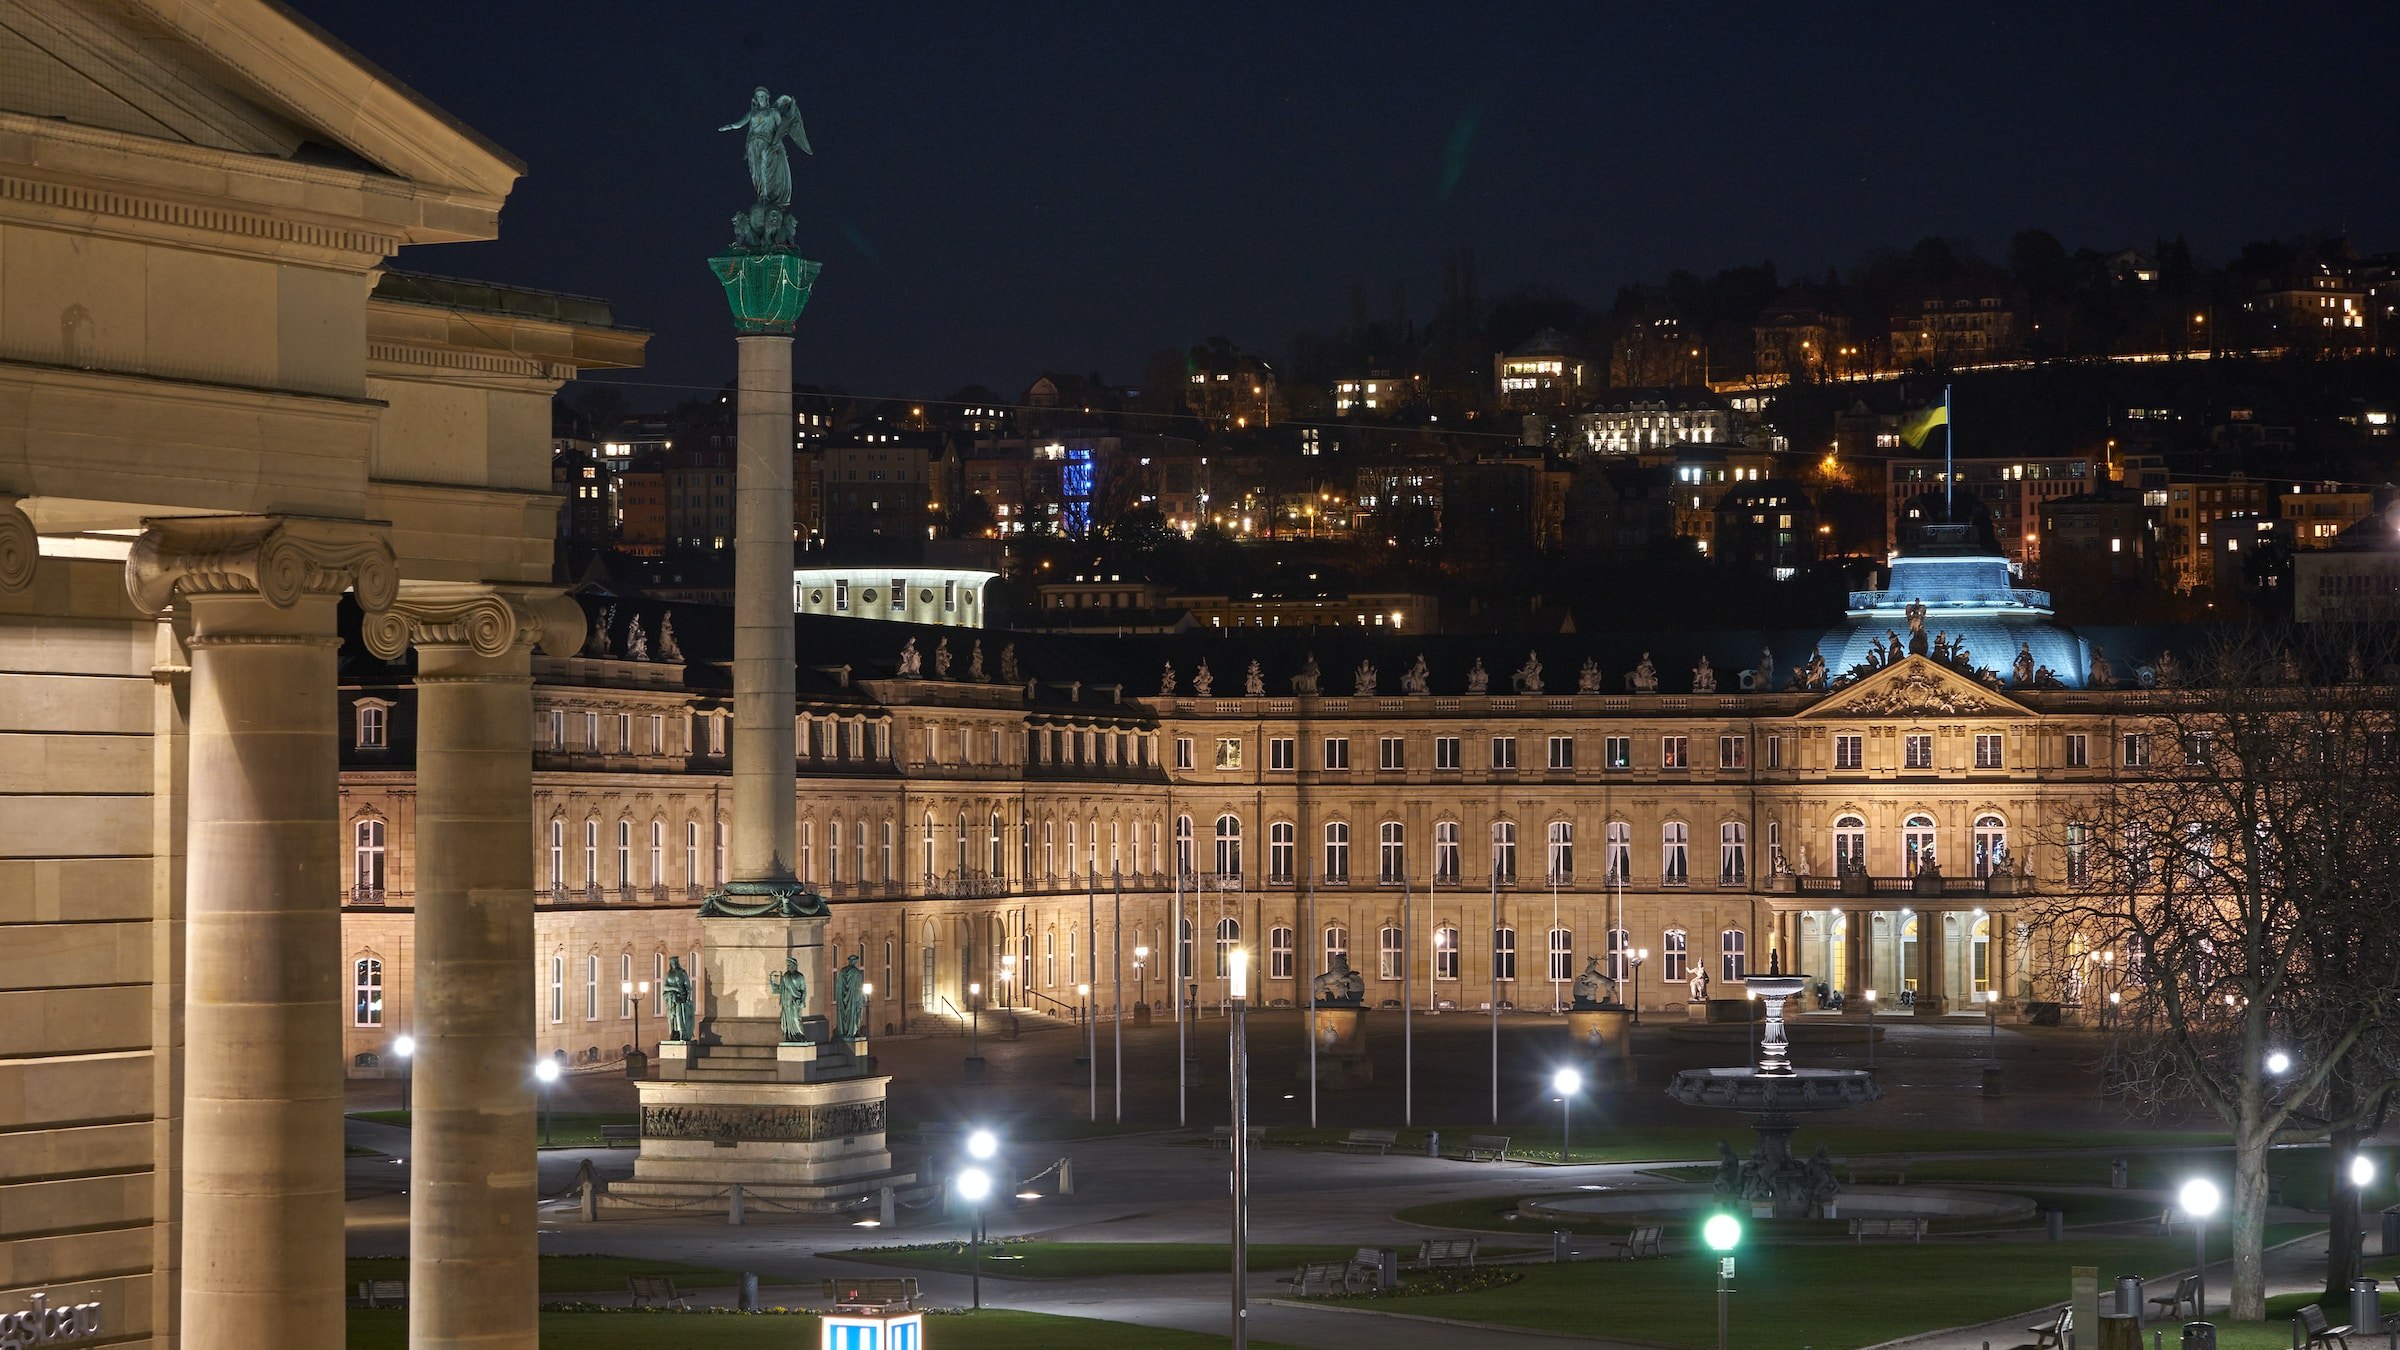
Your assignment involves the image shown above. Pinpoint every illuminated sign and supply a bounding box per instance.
[822,1310,920,1350]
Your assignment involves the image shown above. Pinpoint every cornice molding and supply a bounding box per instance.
[125,515,396,616]
[0,165,400,266]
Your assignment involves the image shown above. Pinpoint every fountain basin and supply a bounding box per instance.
[1666,1066,1880,1111]
[1517,1185,2034,1225]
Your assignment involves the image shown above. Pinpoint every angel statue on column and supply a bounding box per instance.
[720,87,812,250]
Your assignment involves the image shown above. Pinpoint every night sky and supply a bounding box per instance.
[295,2,2400,408]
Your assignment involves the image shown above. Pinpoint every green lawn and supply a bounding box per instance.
[346,1255,754,1295]
[1395,1188,2159,1237]
[1377,1228,2315,1350]
[349,1109,638,1149]
[839,1241,1354,1279]
[348,1308,1306,1348]
[1903,1148,2367,1213]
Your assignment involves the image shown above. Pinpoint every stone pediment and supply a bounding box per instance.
[1799,655,2031,720]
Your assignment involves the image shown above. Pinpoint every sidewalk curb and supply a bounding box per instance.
[1260,1296,1671,1347]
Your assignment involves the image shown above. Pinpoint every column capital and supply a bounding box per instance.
[360,581,585,663]
[125,515,395,617]
[0,495,33,594]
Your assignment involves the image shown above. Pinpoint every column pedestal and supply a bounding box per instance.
[1841,908,1867,1012]
[1300,1005,1373,1089]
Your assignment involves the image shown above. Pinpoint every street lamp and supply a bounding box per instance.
[1630,949,1648,1025]
[533,1058,560,1147]
[1864,990,1878,1071]
[2350,1154,2377,1189]
[1000,953,1017,1009]
[2180,1177,2220,1317]
[1229,948,1252,1349]
[1553,1067,1584,1164]
[956,1164,992,1310]
[966,980,984,1073]
[621,979,649,1076]
[1134,945,1151,1013]
[1703,1213,1742,1350]
[2265,1050,2292,1076]
[1079,983,1096,1122]
[392,1034,415,1117]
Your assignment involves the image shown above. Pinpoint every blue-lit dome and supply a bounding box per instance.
[1819,508,2092,689]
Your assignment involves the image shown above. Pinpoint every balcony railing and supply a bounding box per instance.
[1777,865,2023,899]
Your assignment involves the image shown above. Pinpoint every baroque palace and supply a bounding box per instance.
[339,517,2178,1075]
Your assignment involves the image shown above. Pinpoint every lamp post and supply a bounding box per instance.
[1134,944,1150,1013]
[392,1034,414,1117]
[1703,1213,1742,1350]
[533,1057,559,1147]
[1553,1067,1583,1164]
[956,1163,992,1310]
[1630,949,1648,1025]
[1864,990,1877,1071]
[1079,982,1096,1122]
[966,980,983,1074]
[1229,948,1252,1349]
[999,953,1016,1010]
[621,979,649,1076]
[2180,1177,2220,1317]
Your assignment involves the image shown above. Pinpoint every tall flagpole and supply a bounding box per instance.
[1175,865,1186,1127]
[1489,870,1501,1125]
[1113,868,1123,1123]
[1402,870,1413,1128]
[1943,383,1955,515]
[1305,880,1318,1129]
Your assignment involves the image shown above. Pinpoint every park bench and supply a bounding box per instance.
[2029,1304,2071,1350]
[1847,1217,1927,1243]
[1410,1238,1480,1268]
[1608,1225,1664,1261]
[1206,1125,1266,1149]
[599,1124,639,1148]
[2148,1273,2201,1320]
[1282,1262,1352,1296]
[356,1280,406,1308]
[1348,1248,1392,1290]
[2155,1207,2183,1235]
[2297,1304,2353,1350]
[1459,1134,1511,1162]
[626,1276,688,1309]
[1341,1128,1399,1155]
[820,1277,920,1311]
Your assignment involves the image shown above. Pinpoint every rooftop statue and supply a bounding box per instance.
[1577,658,1603,694]
[1353,660,1378,697]
[624,615,649,662]
[999,643,1020,685]
[1625,652,1657,694]
[585,606,614,657]
[658,613,684,662]
[1292,654,1321,696]
[1192,659,1214,697]
[1159,660,1178,698]
[896,637,921,678]
[968,640,986,681]
[2088,645,2113,687]
[1512,651,1544,695]
[1466,658,1490,694]
[2013,643,2035,687]
[1692,654,1715,694]
[1400,655,1431,696]
[933,637,953,678]
[719,87,812,252]
[1244,660,1264,697]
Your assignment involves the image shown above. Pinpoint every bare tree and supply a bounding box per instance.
[2037,629,2400,1320]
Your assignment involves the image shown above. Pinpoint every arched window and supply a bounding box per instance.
[1379,821,1406,884]
[883,818,896,881]
[1662,928,1689,983]
[956,812,970,874]
[1066,820,1080,878]
[584,954,600,1020]
[829,818,843,884]
[1322,821,1350,882]
[1214,917,1241,978]
[990,813,1005,877]
[1379,925,1404,980]
[1605,820,1631,884]
[1546,821,1574,883]
[1434,821,1461,882]
[1268,821,1295,883]
[582,819,599,888]
[1433,924,1460,981]
[1607,926,1631,981]
[923,814,936,878]
[548,955,564,1024]
[615,820,632,890]
[855,816,868,883]
[1833,814,1866,872]
[1547,927,1574,984]
[1903,814,1938,876]
[1973,814,2008,876]
[352,957,383,1027]
[1661,821,1690,884]
[801,819,816,881]
[1214,814,1243,877]
[2065,822,2089,884]
[1044,930,1057,987]
[1491,820,1518,883]
[354,700,390,750]
[1719,821,1748,885]
[648,820,664,889]
[685,820,700,888]
[352,819,385,898]
[1178,916,1194,981]
[1175,815,1195,876]
[549,818,566,893]
[1269,925,1295,980]
[1766,820,1784,874]
[1492,926,1517,982]
[714,819,727,883]
[619,953,635,1017]
[1720,928,1749,982]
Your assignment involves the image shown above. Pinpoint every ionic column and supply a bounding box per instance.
[363,585,582,1350]
[128,516,396,1350]
[0,494,35,594]
[1842,908,1865,1006]
[1919,908,1948,1015]
[732,332,797,884]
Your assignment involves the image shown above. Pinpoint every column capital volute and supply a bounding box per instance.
[125,515,396,617]
[0,494,34,595]
[360,582,586,662]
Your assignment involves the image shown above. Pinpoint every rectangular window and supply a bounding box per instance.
[1490,736,1517,770]
[1435,927,1459,981]
[1435,736,1462,771]
[1379,736,1405,771]
[1605,735,1631,769]
[1766,734,1783,769]
[1661,822,1689,884]
[1718,735,1746,769]
[1378,822,1405,883]
[1905,734,1934,769]
[834,578,849,611]
[583,711,599,750]
[1661,736,1689,769]
[943,579,957,612]
[1379,926,1404,981]
[548,708,565,750]
[615,713,631,753]
[1835,734,1864,770]
[2122,733,2152,768]
[649,713,664,755]
[585,956,599,1021]
[1323,737,1350,770]
[1547,735,1574,770]
[1435,822,1461,882]
[549,956,564,1024]
[1269,737,1295,771]
[1174,737,1193,770]
[1270,926,1294,981]
[1268,822,1295,883]
[355,703,388,749]
[1493,927,1517,982]
[1215,737,1243,770]
[1323,823,1350,882]
[1662,930,1688,983]
[1974,733,2004,769]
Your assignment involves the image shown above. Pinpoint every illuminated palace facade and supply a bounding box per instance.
[340,554,2159,1073]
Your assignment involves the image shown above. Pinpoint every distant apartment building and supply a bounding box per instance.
[1334,369,1420,416]
[2281,480,2380,548]
[2244,260,2367,350]
[2121,456,2269,592]
[1886,456,2099,568]
[1752,303,1853,381]
[1183,348,1280,430]
[822,435,934,551]
[2296,506,2400,622]
[1663,445,1787,551]
[1712,480,1817,579]
[962,451,1031,535]
[2037,488,2163,592]
[664,445,734,551]
[615,452,668,554]
[1889,292,2015,367]
[1574,388,1733,456]
[553,442,616,551]
[1609,316,1706,388]
[1493,328,1589,412]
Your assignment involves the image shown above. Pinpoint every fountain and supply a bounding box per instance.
[1662,961,1879,1219]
